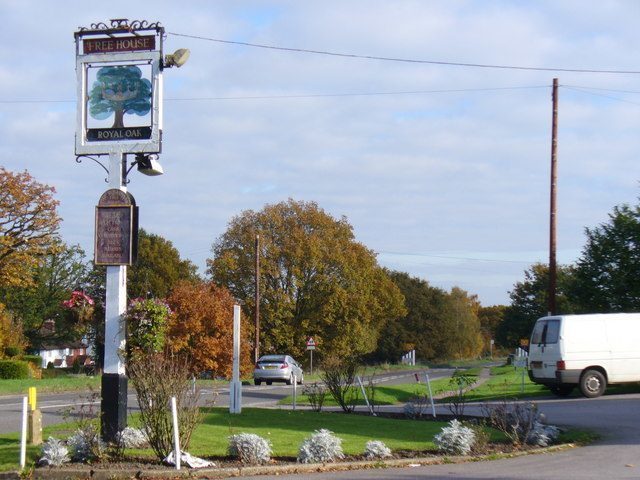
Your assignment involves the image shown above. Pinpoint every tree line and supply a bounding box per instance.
[5,166,636,374]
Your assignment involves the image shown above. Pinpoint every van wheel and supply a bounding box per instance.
[254,380,261,386]
[580,370,606,398]
[549,385,573,397]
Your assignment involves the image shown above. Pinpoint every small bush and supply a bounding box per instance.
[67,425,104,462]
[302,382,327,412]
[364,440,392,459]
[116,427,148,449]
[320,356,361,413]
[528,421,560,447]
[228,433,272,465]
[403,394,430,419]
[482,400,539,447]
[3,346,21,358]
[38,437,70,467]
[298,429,344,464]
[434,419,476,456]
[0,359,30,379]
[22,355,43,369]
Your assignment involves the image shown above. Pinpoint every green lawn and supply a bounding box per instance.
[1,408,498,471]
[280,377,452,406]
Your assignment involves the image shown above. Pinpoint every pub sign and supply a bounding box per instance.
[75,20,164,155]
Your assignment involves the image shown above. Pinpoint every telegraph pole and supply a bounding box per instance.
[548,78,559,316]
[254,234,260,363]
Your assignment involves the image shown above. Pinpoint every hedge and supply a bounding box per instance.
[22,355,43,369]
[0,360,31,379]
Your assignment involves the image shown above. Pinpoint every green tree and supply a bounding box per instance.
[128,229,199,299]
[0,167,61,289]
[208,199,406,359]
[572,202,640,312]
[478,304,506,350]
[89,65,152,128]
[497,263,576,347]
[373,272,483,362]
[0,240,89,348]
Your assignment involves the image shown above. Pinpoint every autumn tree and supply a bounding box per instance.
[208,199,406,359]
[0,167,61,288]
[166,280,252,378]
[128,228,199,299]
[0,303,27,357]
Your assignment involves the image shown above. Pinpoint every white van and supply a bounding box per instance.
[528,313,640,398]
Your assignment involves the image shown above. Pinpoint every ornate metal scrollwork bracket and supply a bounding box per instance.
[75,155,109,183]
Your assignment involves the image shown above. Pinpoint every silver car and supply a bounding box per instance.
[253,354,304,386]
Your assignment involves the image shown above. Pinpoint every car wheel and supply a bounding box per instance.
[266,381,272,385]
[580,369,606,398]
[254,380,261,386]
[549,385,573,397]
[298,375,304,385]
[286,375,293,385]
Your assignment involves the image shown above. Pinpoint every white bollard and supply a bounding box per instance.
[171,396,180,470]
[292,374,297,410]
[20,396,27,469]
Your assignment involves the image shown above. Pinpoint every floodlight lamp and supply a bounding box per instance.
[136,153,164,176]
[164,48,190,68]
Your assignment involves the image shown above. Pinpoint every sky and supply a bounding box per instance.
[1,1,640,306]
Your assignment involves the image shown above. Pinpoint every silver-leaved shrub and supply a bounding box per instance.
[434,419,476,456]
[297,429,344,464]
[67,426,105,462]
[364,440,392,459]
[228,433,272,465]
[527,421,560,447]
[38,437,70,467]
[116,427,149,449]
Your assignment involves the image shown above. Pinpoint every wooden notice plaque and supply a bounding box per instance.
[95,189,138,265]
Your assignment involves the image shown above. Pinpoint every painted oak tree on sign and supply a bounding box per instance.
[89,66,152,128]
[207,199,406,359]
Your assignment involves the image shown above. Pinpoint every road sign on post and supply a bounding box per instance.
[306,337,316,374]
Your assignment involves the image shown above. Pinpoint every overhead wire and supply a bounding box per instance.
[167,31,640,75]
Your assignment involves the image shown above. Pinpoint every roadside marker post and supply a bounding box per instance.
[425,373,436,418]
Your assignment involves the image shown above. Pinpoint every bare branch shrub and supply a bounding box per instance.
[481,400,539,447]
[302,382,327,412]
[320,355,361,413]
[445,372,475,418]
[128,353,202,461]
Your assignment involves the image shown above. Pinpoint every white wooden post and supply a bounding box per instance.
[230,305,242,414]
[171,396,180,470]
[20,397,27,469]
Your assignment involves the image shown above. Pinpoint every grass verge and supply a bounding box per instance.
[0,376,102,396]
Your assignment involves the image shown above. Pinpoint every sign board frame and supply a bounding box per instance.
[75,28,164,155]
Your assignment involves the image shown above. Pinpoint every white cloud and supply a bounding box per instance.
[1,1,640,305]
